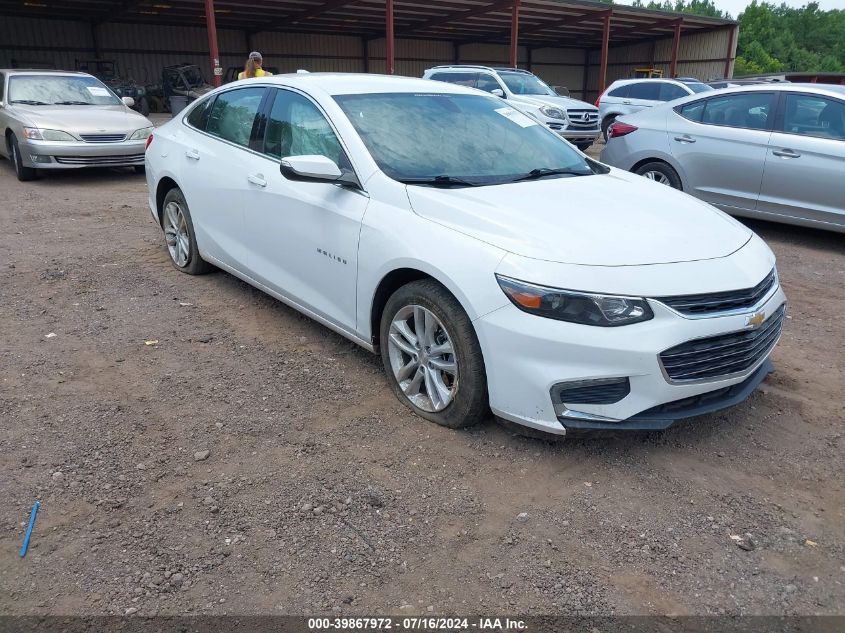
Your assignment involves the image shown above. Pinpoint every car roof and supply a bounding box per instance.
[0,69,89,75]
[237,73,481,96]
[702,82,845,98]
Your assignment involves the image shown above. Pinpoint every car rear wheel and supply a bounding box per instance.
[380,279,487,429]
[601,115,617,142]
[9,134,38,182]
[161,188,213,275]
[635,161,682,190]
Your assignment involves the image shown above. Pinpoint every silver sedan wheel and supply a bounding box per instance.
[642,170,670,185]
[387,305,458,413]
[163,200,190,268]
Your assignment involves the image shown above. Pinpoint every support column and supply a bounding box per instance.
[669,19,682,78]
[386,0,395,75]
[204,0,222,86]
[582,48,589,102]
[509,0,520,68]
[453,41,461,64]
[723,25,736,78]
[598,12,610,95]
[91,22,101,60]
[526,46,532,72]
[362,37,370,73]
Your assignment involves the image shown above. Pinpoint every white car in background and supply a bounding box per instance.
[144,74,785,437]
[597,77,713,140]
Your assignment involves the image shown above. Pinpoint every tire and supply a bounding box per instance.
[161,187,213,275]
[601,115,617,142]
[380,279,488,429]
[134,165,146,174]
[138,97,151,117]
[9,134,38,182]
[634,161,682,190]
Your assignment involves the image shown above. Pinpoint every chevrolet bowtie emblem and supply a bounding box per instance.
[745,312,766,328]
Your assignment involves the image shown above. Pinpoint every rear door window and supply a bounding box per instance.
[206,87,266,148]
[675,100,706,122]
[185,96,214,130]
[607,84,630,98]
[627,82,661,101]
[659,82,689,102]
[700,92,775,130]
[780,93,845,140]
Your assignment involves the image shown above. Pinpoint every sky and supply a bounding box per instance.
[615,0,845,19]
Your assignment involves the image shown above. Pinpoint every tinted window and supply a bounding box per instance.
[628,82,661,100]
[206,87,265,147]
[334,92,592,185]
[782,93,845,140]
[676,100,706,122]
[607,84,629,98]
[475,74,503,93]
[659,83,689,102]
[263,89,349,168]
[684,82,715,94]
[429,72,479,88]
[186,97,213,130]
[701,92,774,130]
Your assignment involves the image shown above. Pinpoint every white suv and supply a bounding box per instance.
[597,78,713,140]
[423,65,600,151]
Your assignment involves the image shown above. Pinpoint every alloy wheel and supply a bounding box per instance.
[642,170,670,185]
[387,305,458,413]
[163,200,190,267]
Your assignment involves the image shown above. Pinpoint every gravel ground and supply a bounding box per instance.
[0,144,843,618]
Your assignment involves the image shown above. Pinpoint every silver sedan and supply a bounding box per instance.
[601,84,845,234]
[0,69,154,181]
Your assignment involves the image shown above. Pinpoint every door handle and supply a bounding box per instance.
[622,101,632,105]
[185,149,200,160]
[674,135,696,144]
[772,148,800,158]
[247,173,267,187]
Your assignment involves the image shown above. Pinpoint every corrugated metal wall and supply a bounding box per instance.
[1,16,734,103]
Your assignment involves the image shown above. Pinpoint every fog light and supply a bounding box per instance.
[551,377,630,406]
[30,154,52,163]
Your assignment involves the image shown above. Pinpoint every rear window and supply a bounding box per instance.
[675,100,706,122]
[607,84,629,98]
[185,96,214,130]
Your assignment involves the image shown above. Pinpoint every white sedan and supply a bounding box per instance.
[144,74,786,437]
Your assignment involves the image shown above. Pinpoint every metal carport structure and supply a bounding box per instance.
[0,0,736,98]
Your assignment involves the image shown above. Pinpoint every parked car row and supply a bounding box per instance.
[600,82,845,234]
[141,73,787,437]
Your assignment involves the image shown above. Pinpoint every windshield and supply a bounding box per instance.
[334,92,593,186]
[497,72,556,96]
[8,74,121,105]
[685,82,714,94]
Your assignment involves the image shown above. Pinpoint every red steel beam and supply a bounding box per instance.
[598,12,610,95]
[386,0,395,75]
[509,0,520,68]
[723,25,736,78]
[669,19,682,78]
[204,0,222,87]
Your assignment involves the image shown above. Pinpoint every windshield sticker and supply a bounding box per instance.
[494,107,538,128]
[86,86,111,97]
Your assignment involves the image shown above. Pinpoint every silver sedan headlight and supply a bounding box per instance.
[23,127,77,141]
[496,275,654,326]
[539,105,566,121]
[129,126,154,140]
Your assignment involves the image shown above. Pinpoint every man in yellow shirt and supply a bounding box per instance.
[238,51,273,80]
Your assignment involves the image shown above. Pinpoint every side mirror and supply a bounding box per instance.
[491,88,505,98]
[121,96,135,108]
[280,155,342,182]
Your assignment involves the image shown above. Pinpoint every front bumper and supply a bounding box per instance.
[18,138,146,169]
[546,122,600,144]
[475,284,787,436]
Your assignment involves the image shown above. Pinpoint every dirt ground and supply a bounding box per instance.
[0,143,843,619]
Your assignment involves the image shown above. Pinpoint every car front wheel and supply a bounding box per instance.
[380,279,488,429]
[9,134,38,182]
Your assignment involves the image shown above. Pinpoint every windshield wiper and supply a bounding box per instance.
[10,99,49,105]
[399,175,480,188]
[53,101,94,105]
[509,167,593,183]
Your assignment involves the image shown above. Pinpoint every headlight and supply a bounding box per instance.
[129,126,153,140]
[539,105,566,120]
[23,127,77,141]
[496,275,654,326]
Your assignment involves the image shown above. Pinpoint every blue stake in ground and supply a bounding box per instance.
[20,500,40,557]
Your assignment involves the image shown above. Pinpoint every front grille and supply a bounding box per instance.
[657,269,776,316]
[55,153,144,165]
[551,377,630,405]
[566,109,599,129]
[79,133,127,143]
[659,305,785,382]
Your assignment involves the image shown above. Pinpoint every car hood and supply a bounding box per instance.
[405,169,752,266]
[9,104,151,134]
[510,94,597,111]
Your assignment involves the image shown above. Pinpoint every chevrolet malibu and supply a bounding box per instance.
[144,74,786,437]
